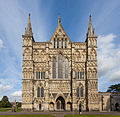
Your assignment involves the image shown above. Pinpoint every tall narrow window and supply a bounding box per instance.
[78,72,79,79]
[65,38,67,48]
[41,87,44,97]
[80,87,83,97]
[62,39,63,48]
[41,72,45,79]
[76,87,83,97]
[58,54,63,78]
[76,87,79,97]
[44,72,45,79]
[80,72,82,79]
[57,39,59,48]
[75,72,77,79]
[39,72,40,79]
[54,38,55,48]
[82,72,84,79]
[65,58,68,78]
[52,58,56,78]
[41,72,42,79]
[37,87,40,97]
[36,72,39,79]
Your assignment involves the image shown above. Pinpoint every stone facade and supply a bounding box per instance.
[22,14,120,111]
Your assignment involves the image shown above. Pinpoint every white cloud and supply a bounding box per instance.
[0,40,3,48]
[10,91,22,102]
[98,33,120,82]
[10,91,22,97]
[0,84,12,91]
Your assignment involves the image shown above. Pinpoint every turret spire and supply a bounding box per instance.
[87,15,95,36]
[58,13,61,24]
[25,13,33,36]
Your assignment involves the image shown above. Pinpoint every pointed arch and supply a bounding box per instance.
[76,84,84,98]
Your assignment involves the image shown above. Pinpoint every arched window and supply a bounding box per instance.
[76,86,83,97]
[80,87,83,97]
[52,58,56,78]
[78,72,79,79]
[80,69,84,79]
[37,87,40,97]
[41,87,44,97]
[41,72,45,79]
[65,38,67,48]
[75,72,77,79]
[57,39,59,48]
[76,87,79,97]
[54,38,55,48]
[58,54,63,78]
[65,58,68,78]
[62,39,63,48]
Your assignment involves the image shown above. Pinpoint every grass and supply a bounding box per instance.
[0,108,22,112]
[0,108,11,112]
[65,115,120,117]
[16,108,22,112]
[0,115,54,117]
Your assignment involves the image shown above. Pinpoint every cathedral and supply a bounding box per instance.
[22,14,120,111]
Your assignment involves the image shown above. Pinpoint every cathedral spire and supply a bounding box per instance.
[87,15,95,36]
[25,13,33,36]
[58,13,61,25]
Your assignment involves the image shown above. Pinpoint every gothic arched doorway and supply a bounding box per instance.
[49,102,54,111]
[56,96,65,110]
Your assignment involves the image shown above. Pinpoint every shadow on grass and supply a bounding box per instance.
[0,115,55,117]
[64,115,120,117]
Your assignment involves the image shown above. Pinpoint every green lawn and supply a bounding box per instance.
[65,115,120,117]
[0,108,22,112]
[0,108,11,112]
[0,115,54,117]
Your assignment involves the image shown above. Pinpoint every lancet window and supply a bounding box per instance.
[58,54,63,78]
[52,58,56,78]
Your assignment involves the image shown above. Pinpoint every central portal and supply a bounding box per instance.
[56,96,65,110]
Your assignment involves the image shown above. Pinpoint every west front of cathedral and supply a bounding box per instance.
[22,14,120,111]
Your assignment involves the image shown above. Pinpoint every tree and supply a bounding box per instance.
[0,96,11,108]
[107,83,120,93]
[17,102,21,107]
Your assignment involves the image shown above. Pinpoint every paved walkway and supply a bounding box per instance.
[0,111,120,117]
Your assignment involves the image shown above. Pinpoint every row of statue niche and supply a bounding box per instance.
[88,48,96,60]
[87,68,97,78]
[22,94,32,103]
[23,48,32,60]
[23,72,33,79]
[89,93,97,102]
[23,39,32,46]
[74,50,86,62]
[23,61,33,67]
[33,50,46,62]
[88,81,97,89]
[22,81,31,89]
[88,38,97,47]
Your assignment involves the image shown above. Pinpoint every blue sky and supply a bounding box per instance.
[0,0,120,102]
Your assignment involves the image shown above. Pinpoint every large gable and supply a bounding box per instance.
[49,16,71,48]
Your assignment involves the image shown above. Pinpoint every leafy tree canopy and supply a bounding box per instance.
[0,96,11,108]
[107,83,120,93]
